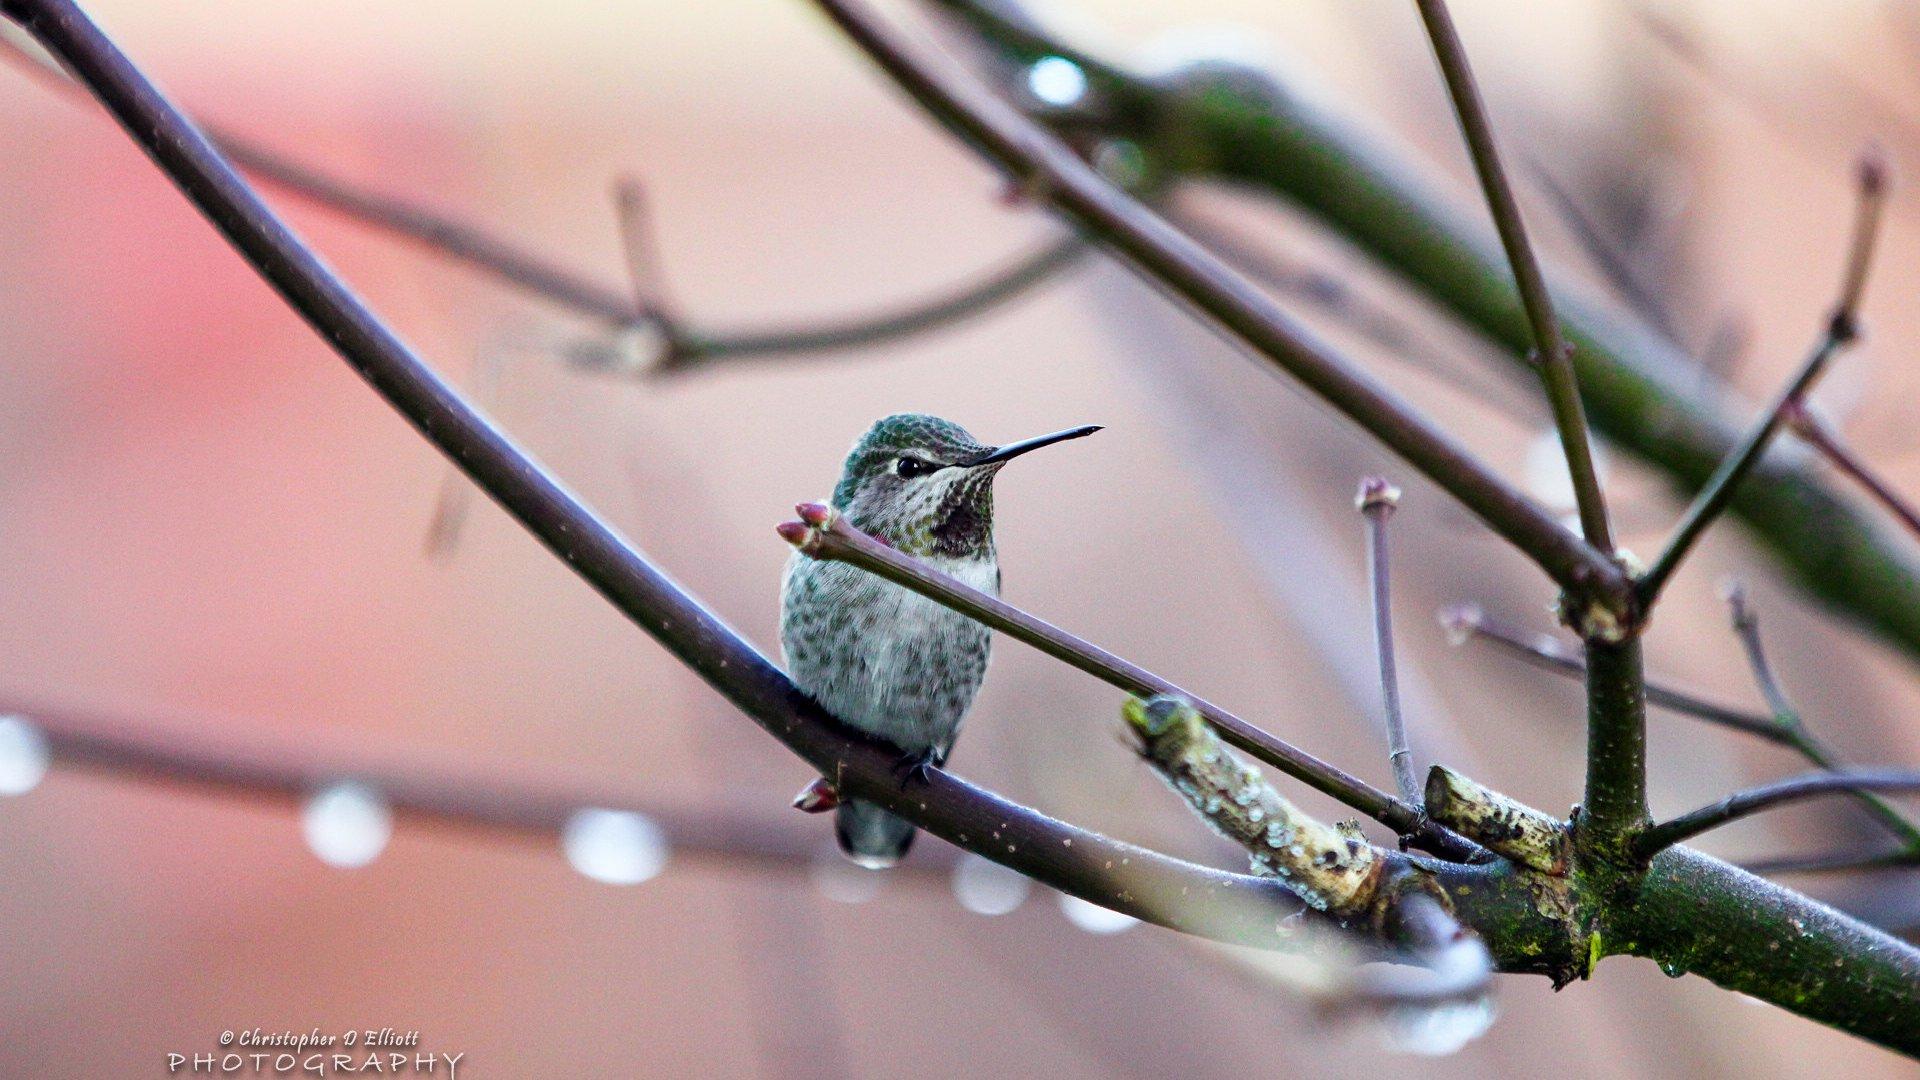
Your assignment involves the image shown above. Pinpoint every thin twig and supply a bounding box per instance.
[0,0,1332,945]
[780,503,1480,860]
[810,0,1630,613]
[1786,401,1920,541]
[668,235,1088,369]
[1358,478,1419,806]
[1722,582,1920,850]
[0,23,1086,371]
[1441,603,1787,742]
[1638,148,1890,604]
[612,175,680,326]
[11,698,902,874]
[1521,157,1686,349]
[1638,770,1920,857]
[1415,0,1613,552]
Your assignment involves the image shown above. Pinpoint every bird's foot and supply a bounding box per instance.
[892,748,939,787]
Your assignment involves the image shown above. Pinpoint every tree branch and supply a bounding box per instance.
[1124,695,1493,1004]
[1638,770,1920,856]
[779,502,1478,859]
[1722,582,1920,850]
[808,0,1630,615]
[1414,0,1613,552]
[931,0,1920,669]
[8,697,873,874]
[0,22,1085,371]
[1636,148,1888,604]
[1357,478,1420,806]
[1786,401,1920,542]
[0,0,1322,946]
[1441,603,1787,743]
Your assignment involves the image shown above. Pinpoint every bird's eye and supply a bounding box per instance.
[895,456,939,479]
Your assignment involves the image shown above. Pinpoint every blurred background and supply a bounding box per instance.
[1,0,1918,1075]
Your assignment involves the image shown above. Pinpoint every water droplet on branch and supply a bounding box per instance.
[301,781,392,868]
[1057,893,1137,934]
[562,809,668,885]
[811,851,885,904]
[1367,997,1496,1057]
[951,853,1031,916]
[0,715,50,796]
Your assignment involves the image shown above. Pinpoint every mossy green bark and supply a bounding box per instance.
[947,4,1920,666]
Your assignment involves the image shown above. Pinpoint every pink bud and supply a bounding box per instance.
[775,521,810,547]
[796,502,833,527]
[792,778,839,813]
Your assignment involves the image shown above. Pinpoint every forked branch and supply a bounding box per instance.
[808,0,1629,614]
[1638,149,1890,604]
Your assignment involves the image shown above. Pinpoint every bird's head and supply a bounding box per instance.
[831,413,1099,558]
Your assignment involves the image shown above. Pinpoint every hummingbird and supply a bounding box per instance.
[781,413,1100,868]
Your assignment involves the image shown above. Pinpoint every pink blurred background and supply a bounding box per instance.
[1,1,1918,1075]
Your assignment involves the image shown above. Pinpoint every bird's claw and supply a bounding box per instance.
[892,749,939,787]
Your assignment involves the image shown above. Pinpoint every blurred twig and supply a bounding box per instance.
[810,0,1629,613]
[1441,603,1784,742]
[1786,402,1920,541]
[15,697,894,873]
[1722,583,1920,850]
[1638,148,1889,605]
[0,21,1088,373]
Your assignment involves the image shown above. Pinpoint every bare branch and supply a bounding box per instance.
[1638,770,1920,857]
[1124,695,1493,1006]
[0,23,1084,372]
[666,235,1088,370]
[1414,0,1614,553]
[1441,603,1789,742]
[780,502,1479,860]
[810,0,1630,613]
[1786,401,1920,541]
[1424,766,1567,874]
[12,698,876,873]
[0,0,1334,945]
[1520,157,1686,349]
[1357,478,1419,806]
[1722,582,1920,850]
[1638,148,1891,604]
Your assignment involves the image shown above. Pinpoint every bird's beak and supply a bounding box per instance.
[964,425,1102,467]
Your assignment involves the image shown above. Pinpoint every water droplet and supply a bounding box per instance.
[1370,997,1496,1056]
[951,853,1031,916]
[1026,56,1088,108]
[1058,893,1137,934]
[301,781,391,868]
[562,808,668,885]
[811,851,885,904]
[0,715,50,796]
[1658,959,1687,979]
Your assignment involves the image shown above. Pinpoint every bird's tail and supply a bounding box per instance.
[835,799,916,869]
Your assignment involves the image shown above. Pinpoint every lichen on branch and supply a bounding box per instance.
[1123,694,1381,917]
